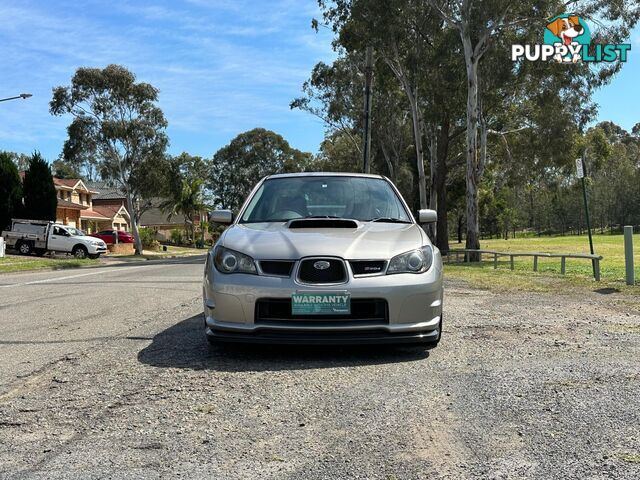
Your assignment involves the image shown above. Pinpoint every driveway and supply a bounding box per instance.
[0,258,639,479]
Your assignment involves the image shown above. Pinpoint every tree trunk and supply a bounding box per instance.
[462,35,481,261]
[126,190,143,255]
[408,91,427,209]
[427,127,437,240]
[457,212,463,244]
[379,142,396,183]
[435,120,450,253]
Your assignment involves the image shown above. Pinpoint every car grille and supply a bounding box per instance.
[259,260,295,277]
[298,258,346,284]
[350,260,386,276]
[255,298,388,327]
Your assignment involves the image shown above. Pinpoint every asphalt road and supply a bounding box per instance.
[1,258,639,479]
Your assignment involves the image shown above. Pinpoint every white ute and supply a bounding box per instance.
[1,219,108,259]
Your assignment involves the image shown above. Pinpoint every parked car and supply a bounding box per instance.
[203,172,443,346]
[91,229,134,244]
[1,219,107,259]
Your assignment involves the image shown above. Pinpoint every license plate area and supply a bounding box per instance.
[291,291,351,315]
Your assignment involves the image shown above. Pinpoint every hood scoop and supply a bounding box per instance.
[288,218,359,229]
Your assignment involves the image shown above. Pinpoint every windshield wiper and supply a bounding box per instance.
[368,217,412,224]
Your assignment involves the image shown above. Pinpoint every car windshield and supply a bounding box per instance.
[240,176,412,223]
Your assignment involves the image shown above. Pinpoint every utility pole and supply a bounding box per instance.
[362,46,373,174]
[577,153,596,279]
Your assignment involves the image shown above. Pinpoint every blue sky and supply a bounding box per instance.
[0,1,638,162]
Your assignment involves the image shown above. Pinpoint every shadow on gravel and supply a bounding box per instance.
[137,314,430,372]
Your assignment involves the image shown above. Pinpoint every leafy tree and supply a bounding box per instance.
[0,152,23,230]
[52,159,80,179]
[426,0,639,257]
[161,178,207,246]
[23,152,57,221]
[209,128,313,211]
[1,151,30,171]
[50,64,168,254]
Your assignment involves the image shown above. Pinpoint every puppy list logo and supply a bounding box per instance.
[512,14,631,64]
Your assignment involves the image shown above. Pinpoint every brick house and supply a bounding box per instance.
[86,181,208,242]
[53,178,131,233]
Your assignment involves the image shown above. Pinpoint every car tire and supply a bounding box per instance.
[72,245,88,259]
[17,241,32,255]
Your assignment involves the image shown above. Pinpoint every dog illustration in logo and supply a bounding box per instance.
[546,15,585,63]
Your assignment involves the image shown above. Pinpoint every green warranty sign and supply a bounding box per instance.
[291,292,351,315]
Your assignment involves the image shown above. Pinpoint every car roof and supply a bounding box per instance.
[265,172,386,180]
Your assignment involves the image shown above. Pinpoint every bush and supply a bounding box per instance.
[148,240,161,251]
[170,228,183,245]
[138,227,156,248]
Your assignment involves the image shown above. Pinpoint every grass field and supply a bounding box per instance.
[0,255,97,274]
[0,246,206,273]
[445,233,639,294]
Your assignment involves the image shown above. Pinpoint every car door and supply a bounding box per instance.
[49,226,72,252]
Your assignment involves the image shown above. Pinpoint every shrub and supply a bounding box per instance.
[138,227,156,248]
[170,228,183,245]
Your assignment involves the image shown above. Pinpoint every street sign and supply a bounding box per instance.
[575,158,584,178]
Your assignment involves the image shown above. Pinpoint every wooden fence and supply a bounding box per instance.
[444,249,603,281]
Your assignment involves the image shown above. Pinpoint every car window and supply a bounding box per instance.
[67,228,85,236]
[240,176,411,223]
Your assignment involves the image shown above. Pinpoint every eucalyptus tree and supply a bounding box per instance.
[209,128,313,212]
[426,0,639,256]
[50,64,169,254]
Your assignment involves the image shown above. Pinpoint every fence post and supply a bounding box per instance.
[533,255,538,272]
[625,226,635,285]
[594,258,601,282]
[494,253,498,269]
[561,257,566,275]
[510,255,514,270]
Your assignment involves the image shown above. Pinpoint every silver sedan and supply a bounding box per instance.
[203,172,443,346]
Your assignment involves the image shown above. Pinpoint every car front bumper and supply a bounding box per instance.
[203,258,443,345]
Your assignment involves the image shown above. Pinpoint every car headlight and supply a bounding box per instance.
[90,241,101,246]
[387,246,433,274]
[214,246,257,274]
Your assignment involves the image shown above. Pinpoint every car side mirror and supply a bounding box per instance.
[418,209,437,223]
[210,210,234,224]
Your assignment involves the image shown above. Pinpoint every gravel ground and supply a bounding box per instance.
[1,261,639,479]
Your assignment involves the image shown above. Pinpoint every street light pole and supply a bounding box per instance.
[362,47,373,174]
[0,93,33,103]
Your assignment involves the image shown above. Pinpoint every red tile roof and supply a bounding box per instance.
[53,178,80,188]
[84,205,131,220]
[80,209,109,220]
[56,199,88,210]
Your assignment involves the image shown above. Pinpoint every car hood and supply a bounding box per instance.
[76,235,105,244]
[220,222,428,260]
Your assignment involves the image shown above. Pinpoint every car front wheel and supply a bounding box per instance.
[73,246,88,259]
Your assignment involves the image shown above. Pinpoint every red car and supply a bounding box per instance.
[91,229,134,244]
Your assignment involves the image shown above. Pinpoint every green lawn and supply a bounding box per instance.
[109,245,206,260]
[0,255,97,274]
[445,233,639,294]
